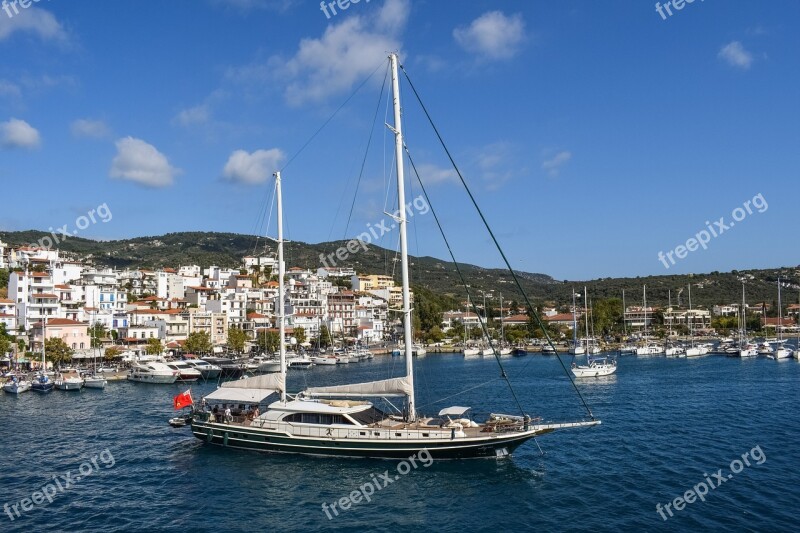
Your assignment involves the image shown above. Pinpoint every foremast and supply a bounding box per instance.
[389,52,416,421]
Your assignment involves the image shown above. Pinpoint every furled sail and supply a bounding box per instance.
[222,372,285,393]
[305,377,412,398]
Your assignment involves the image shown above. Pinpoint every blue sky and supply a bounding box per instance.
[0,0,797,280]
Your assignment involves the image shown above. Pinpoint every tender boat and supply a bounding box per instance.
[83,375,108,389]
[31,373,55,393]
[3,375,32,394]
[127,362,179,384]
[55,369,84,391]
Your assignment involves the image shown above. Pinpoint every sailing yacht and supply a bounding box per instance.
[3,374,32,394]
[32,321,54,393]
[568,289,585,355]
[738,284,757,357]
[768,279,792,359]
[571,356,617,378]
[636,285,664,355]
[191,55,599,459]
[462,297,480,356]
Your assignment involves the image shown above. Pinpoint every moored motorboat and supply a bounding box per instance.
[165,361,203,382]
[184,359,222,380]
[571,356,617,378]
[3,375,32,394]
[127,362,179,384]
[83,375,108,389]
[55,369,84,391]
[31,373,55,393]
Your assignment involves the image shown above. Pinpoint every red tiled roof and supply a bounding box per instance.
[32,293,58,299]
[34,318,86,326]
[543,313,574,322]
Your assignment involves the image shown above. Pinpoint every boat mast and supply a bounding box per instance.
[572,289,578,347]
[584,286,589,352]
[688,284,693,347]
[389,53,415,421]
[741,283,747,343]
[622,289,626,336]
[777,277,782,342]
[643,285,647,339]
[275,171,286,403]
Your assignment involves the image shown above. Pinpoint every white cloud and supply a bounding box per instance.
[718,41,754,69]
[416,163,458,185]
[109,137,179,188]
[71,119,110,139]
[475,142,516,189]
[173,104,210,127]
[229,0,410,106]
[0,118,40,149]
[0,80,21,98]
[542,150,572,178]
[223,148,285,185]
[454,11,526,61]
[0,8,68,42]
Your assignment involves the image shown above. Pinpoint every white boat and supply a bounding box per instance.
[184,359,222,380]
[310,355,338,365]
[571,357,617,378]
[737,284,757,357]
[412,345,427,357]
[618,343,637,354]
[739,343,758,357]
[287,355,314,369]
[127,362,178,384]
[83,375,107,389]
[462,346,481,356]
[768,279,792,360]
[165,361,203,382]
[3,375,32,394]
[636,344,664,356]
[191,62,599,459]
[55,369,84,391]
[665,345,685,357]
[31,372,55,393]
[757,342,774,355]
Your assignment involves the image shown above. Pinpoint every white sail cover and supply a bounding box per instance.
[305,377,412,398]
[221,373,285,393]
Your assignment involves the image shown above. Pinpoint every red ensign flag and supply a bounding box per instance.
[173,390,193,410]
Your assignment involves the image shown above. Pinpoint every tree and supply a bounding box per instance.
[45,338,73,369]
[0,268,8,289]
[0,337,10,357]
[89,323,107,348]
[104,347,122,361]
[256,331,280,353]
[293,326,307,346]
[17,338,26,354]
[227,326,248,353]
[592,298,624,336]
[318,324,331,348]
[146,337,164,355]
[184,331,212,354]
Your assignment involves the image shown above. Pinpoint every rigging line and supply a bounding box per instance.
[404,145,526,419]
[279,59,386,174]
[343,64,390,238]
[400,65,595,420]
[251,181,276,255]
[416,377,503,410]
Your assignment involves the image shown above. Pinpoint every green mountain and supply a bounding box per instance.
[1,230,798,311]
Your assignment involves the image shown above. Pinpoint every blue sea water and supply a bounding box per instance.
[1,353,798,532]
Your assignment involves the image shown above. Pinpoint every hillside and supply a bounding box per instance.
[1,230,798,311]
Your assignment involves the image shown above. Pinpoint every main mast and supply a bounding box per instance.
[275,171,286,403]
[389,53,415,421]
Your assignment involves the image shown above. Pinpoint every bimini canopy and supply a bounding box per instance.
[204,387,276,404]
[305,377,412,398]
[221,373,285,393]
[203,373,285,404]
[438,406,471,417]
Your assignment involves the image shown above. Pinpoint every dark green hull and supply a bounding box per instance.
[190,420,549,459]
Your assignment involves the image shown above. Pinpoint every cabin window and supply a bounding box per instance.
[359,431,366,436]
[422,433,429,437]
[395,433,401,437]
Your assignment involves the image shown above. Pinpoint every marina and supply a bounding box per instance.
[1,353,798,531]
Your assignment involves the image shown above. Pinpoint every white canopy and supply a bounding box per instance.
[222,372,285,393]
[204,387,276,404]
[438,406,471,417]
[305,377,412,398]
